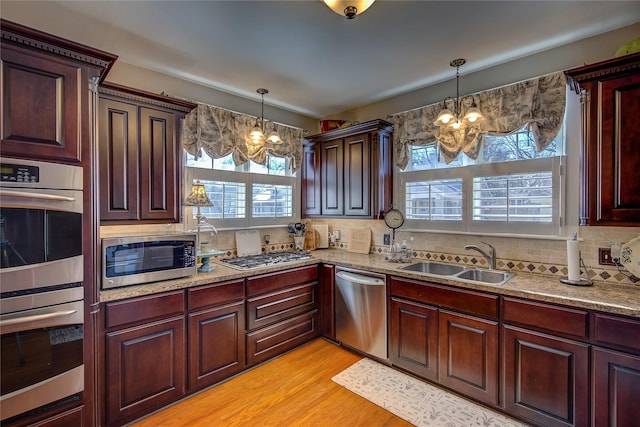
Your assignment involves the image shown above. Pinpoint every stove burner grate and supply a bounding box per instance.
[217,251,312,270]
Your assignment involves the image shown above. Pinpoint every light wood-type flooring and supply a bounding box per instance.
[131,338,411,426]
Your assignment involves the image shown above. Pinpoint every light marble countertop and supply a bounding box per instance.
[100,249,640,318]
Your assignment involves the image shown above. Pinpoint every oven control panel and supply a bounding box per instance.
[1,163,39,183]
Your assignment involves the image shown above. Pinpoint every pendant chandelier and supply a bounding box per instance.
[434,59,484,130]
[323,0,375,19]
[247,88,282,146]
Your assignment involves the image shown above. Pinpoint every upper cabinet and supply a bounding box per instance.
[302,119,393,219]
[565,53,640,226]
[1,19,116,163]
[98,83,196,223]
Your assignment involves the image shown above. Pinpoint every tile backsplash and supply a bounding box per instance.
[100,221,640,286]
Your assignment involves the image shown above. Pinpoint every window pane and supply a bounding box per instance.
[405,178,463,221]
[252,183,293,218]
[482,128,559,162]
[213,154,238,171]
[472,172,553,222]
[410,145,465,170]
[185,151,213,169]
[196,179,246,219]
[248,157,288,176]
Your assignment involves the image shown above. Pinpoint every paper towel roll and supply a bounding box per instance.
[567,239,581,281]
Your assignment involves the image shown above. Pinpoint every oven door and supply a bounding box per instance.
[0,187,83,294]
[0,288,84,421]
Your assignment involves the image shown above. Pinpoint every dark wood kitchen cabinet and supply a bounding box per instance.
[592,313,640,427]
[98,83,196,223]
[246,265,318,365]
[318,264,336,340]
[565,53,640,226]
[104,291,186,426]
[502,298,590,427]
[187,279,245,393]
[302,119,393,219]
[1,19,116,163]
[389,277,499,405]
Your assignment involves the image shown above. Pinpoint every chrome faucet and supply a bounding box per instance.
[464,241,496,270]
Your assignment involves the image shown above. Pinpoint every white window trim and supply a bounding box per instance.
[183,166,300,231]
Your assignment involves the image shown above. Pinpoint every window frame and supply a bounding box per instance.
[183,154,300,231]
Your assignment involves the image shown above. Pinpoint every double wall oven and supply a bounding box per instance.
[0,159,85,421]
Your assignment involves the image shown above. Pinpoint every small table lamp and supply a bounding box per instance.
[183,181,220,272]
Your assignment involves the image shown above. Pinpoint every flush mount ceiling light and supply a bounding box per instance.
[323,0,375,19]
[247,88,282,146]
[434,59,484,130]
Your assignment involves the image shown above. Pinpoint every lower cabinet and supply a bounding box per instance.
[439,310,498,404]
[503,326,589,427]
[389,277,499,406]
[245,265,319,366]
[104,291,186,426]
[186,280,245,393]
[592,347,640,427]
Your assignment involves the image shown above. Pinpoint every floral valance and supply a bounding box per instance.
[182,103,304,171]
[390,71,567,169]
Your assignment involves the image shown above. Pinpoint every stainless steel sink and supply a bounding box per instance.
[398,261,514,285]
[456,269,513,285]
[399,261,466,276]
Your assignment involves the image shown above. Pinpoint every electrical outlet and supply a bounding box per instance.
[599,248,615,265]
[383,233,391,245]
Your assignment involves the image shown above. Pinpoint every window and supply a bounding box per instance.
[399,125,565,235]
[184,151,298,229]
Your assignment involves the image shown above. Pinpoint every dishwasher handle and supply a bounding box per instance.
[336,271,385,286]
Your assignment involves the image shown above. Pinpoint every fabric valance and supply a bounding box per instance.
[182,103,304,172]
[390,71,567,169]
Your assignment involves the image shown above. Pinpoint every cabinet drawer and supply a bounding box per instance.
[105,291,185,329]
[594,313,640,352]
[247,283,316,331]
[246,265,318,296]
[187,279,244,311]
[503,297,588,339]
[246,310,317,365]
[389,277,498,319]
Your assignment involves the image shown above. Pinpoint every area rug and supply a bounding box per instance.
[332,358,529,427]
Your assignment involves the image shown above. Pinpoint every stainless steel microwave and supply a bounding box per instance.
[102,233,197,289]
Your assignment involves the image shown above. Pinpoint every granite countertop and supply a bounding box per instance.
[100,249,640,318]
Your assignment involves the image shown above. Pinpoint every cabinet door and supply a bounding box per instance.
[106,317,185,426]
[318,264,335,340]
[1,45,81,162]
[593,347,640,427]
[596,74,640,224]
[439,310,498,405]
[343,133,370,216]
[321,140,343,216]
[302,143,321,216]
[503,325,589,427]
[98,99,139,221]
[139,107,179,222]
[188,301,245,392]
[390,298,438,381]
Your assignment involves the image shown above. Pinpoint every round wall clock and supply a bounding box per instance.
[384,208,405,230]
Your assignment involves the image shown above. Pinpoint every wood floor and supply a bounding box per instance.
[131,339,411,426]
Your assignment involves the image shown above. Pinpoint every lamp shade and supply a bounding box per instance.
[323,0,375,19]
[183,181,213,207]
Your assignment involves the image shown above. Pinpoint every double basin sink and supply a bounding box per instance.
[398,261,514,285]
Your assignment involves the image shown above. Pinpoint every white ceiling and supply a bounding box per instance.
[2,1,639,118]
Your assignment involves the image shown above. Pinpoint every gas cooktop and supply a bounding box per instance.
[217,251,313,270]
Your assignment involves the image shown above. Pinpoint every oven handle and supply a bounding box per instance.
[0,309,78,328]
[0,189,76,202]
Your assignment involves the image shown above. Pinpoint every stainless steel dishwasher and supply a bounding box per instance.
[335,267,387,360]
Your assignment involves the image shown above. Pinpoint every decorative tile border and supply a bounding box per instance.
[372,245,639,286]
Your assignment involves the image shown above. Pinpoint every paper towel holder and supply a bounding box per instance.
[559,256,594,286]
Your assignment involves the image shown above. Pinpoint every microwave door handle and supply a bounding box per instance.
[0,309,78,330]
[0,189,76,202]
